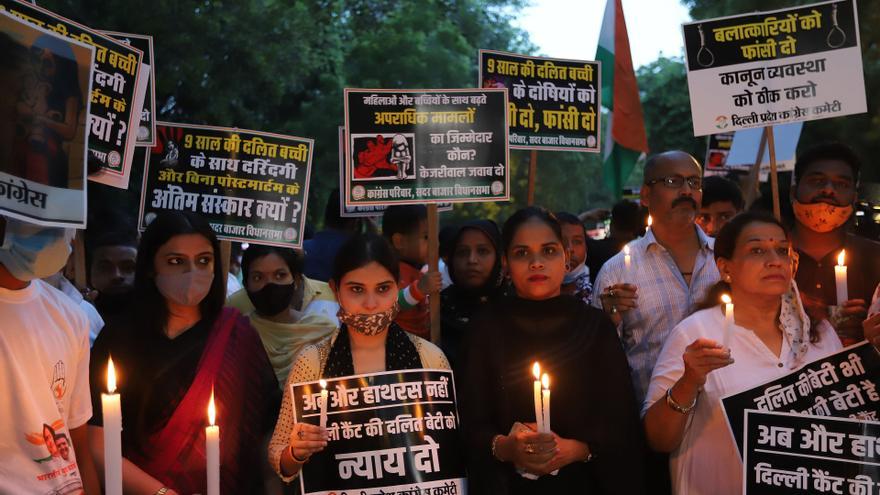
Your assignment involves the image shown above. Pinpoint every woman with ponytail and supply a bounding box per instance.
[642,212,842,494]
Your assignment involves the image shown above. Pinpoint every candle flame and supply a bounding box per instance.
[541,373,550,390]
[208,387,216,426]
[647,215,653,227]
[107,357,116,394]
[319,379,328,390]
[837,249,846,266]
[721,294,732,304]
[623,245,630,256]
[532,362,541,380]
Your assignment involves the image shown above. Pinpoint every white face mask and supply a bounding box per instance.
[0,218,74,281]
[154,270,214,307]
[563,262,589,285]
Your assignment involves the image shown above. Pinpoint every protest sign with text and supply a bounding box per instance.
[102,31,156,146]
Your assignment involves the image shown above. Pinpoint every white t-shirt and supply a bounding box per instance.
[0,279,93,494]
[644,306,842,495]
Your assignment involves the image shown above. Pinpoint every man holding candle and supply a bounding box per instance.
[591,151,719,494]
[789,143,880,345]
[0,216,100,494]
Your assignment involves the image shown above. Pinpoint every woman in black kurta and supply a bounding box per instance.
[458,207,645,494]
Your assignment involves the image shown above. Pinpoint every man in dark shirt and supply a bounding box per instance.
[585,200,646,285]
[790,143,880,344]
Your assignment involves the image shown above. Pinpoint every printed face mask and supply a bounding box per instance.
[792,200,853,233]
[337,302,400,336]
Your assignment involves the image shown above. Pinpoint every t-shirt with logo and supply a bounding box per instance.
[0,279,92,494]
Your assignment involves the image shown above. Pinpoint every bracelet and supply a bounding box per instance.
[490,434,503,461]
[289,445,309,464]
[154,488,169,495]
[666,387,698,414]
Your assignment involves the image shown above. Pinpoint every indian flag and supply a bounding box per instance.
[596,0,649,197]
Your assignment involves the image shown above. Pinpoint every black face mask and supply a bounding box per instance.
[247,282,295,316]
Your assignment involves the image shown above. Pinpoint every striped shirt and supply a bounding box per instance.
[591,226,720,403]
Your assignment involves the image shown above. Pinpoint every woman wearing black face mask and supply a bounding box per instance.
[241,245,338,387]
[87,212,279,495]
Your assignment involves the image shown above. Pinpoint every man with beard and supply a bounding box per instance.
[591,151,719,495]
[789,143,880,345]
[87,230,137,321]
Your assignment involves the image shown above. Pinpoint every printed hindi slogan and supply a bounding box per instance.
[682,0,866,136]
[293,369,466,495]
[102,31,156,146]
[139,122,313,248]
[723,342,880,456]
[479,49,601,152]
[743,411,880,494]
[1,0,147,190]
[0,11,93,228]
[343,88,508,207]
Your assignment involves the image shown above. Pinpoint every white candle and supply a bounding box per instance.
[206,389,220,495]
[541,373,551,433]
[835,249,848,305]
[623,245,631,270]
[647,215,653,228]
[102,357,122,495]
[532,363,543,432]
[319,379,329,429]
[721,294,733,348]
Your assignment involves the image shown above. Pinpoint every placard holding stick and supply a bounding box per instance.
[219,240,231,286]
[765,127,781,221]
[527,150,538,206]
[427,204,440,344]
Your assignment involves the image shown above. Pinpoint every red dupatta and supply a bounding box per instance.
[131,308,274,493]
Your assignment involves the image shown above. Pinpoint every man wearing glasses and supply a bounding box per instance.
[591,150,719,495]
[790,143,880,345]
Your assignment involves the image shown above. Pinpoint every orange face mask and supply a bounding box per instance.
[792,200,853,233]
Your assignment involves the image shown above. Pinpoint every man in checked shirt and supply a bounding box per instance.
[592,150,720,495]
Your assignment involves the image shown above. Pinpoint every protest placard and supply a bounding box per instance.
[479,49,601,152]
[292,369,466,495]
[102,31,156,146]
[0,10,93,227]
[139,122,313,248]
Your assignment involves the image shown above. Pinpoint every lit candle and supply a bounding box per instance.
[835,249,848,305]
[647,215,653,228]
[102,357,122,495]
[721,294,733,348]
[541,373,551,433]
[623,245,631,270]
[206,389,219,495]
[532,363,543,432]
[319,379,329,429]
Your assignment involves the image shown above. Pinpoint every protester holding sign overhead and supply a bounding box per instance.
[789,143,880,345]
[643,212,842,495]
[460,207,644,494]
[268,233,450,483]
[88,211,279,494]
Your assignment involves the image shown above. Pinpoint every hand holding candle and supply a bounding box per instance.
[206,388,219,495]
[102,357,122,495]
[319,379,329,429]
[835,250,848,305]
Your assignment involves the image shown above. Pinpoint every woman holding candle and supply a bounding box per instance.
[268,233,450,483]
[238,244,338,387]
[459,207,645,494]
[643,212,842,494]
[88,211,279,494]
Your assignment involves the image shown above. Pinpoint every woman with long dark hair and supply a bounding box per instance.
[88,211,278,494]
[643,212,842,494]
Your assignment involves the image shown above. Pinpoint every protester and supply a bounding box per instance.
[382,205,442,339]
[696,175,744,237]
[88,211,278,494]
[268,233,450,483]
[86,228,138,320]
[643,212,841,494]
[591,151,719,494]
[0,216,100,494]
[239,244,337,387]
[303,189,364,282]
[460,207,645,494]
[789,143,880,344]
[440,219,505,367]
[556,211,592,304]
[585,200,645,285]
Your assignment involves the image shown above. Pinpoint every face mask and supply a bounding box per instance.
[792,200,853,233]
[563,262,589,285]
[154,270,214,307]
[337,302,400,336]
[0,218,74,281]
[247,282,295,316]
